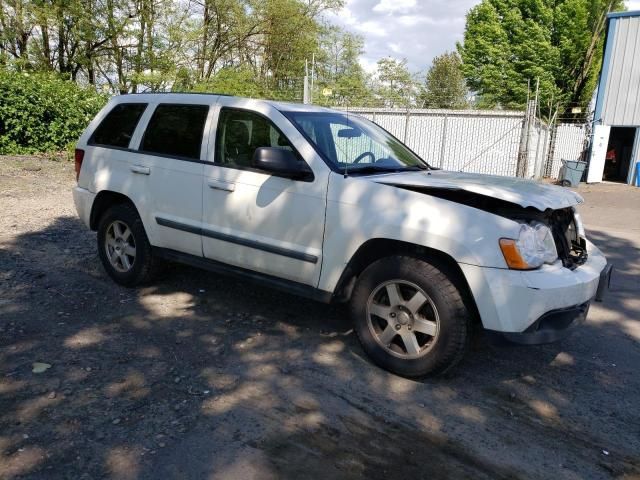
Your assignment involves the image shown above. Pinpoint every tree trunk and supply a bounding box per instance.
[87,56,95,84]
[41,22,51,69]
[15,0,29,64]
[57,4,67,73]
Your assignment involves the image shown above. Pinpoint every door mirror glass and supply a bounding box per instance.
[252,147,313,180]
[337,127,362,138]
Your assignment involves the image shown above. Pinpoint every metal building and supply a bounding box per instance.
[589,11,640,184]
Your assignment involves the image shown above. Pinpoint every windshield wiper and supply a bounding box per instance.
[405,165,429,171]
[348,165,427,175]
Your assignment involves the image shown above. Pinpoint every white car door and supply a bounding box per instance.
[201,99,329,286]
[128,99,216,256]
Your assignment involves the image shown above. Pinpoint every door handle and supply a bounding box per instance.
[131,165,150,175]
[207,179,235,192]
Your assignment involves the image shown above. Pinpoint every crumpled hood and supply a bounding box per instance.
[372,170,583,211]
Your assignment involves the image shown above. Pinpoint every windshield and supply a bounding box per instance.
[283,111,428,174]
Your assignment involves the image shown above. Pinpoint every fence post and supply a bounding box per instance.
[403,108,411,144]
[439,114,449,169]
[532,121,544,179]
[516,100,536,177]
[545,123,557,177]
[539,124,550,179]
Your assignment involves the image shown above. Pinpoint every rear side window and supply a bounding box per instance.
[140,104,209,160]
[89,103,147,148]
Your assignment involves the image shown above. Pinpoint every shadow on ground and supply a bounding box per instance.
[1,216,639,479]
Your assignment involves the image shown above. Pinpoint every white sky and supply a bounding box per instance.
[326,0,640,75]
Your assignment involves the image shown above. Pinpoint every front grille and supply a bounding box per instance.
[548,208,587,270]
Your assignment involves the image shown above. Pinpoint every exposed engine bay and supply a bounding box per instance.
[393,186,588,270]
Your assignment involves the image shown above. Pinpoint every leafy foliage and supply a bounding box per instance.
[420,51,469,109]
[373,58,417,108]
[0,0,426,110]
[312,28,372,106]
[0,71,107,154]
[4,0,620,154]
[0,0,343,93]
[457,0,625,116]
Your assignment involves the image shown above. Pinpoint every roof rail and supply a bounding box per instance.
[124,91,233,97]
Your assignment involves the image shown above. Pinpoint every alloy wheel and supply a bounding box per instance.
[104,220,136,273]
[366,280,440,359]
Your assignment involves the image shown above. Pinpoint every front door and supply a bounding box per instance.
[201,101,328,286]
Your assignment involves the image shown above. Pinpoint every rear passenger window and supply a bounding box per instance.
[140,104,209,160]
[89,103,147,148]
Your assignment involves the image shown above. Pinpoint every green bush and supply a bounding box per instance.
[0,71,108,155]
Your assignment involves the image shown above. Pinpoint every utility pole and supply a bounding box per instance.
[310,53,315,104]
[516,79,539,178]
[303,59,310,104]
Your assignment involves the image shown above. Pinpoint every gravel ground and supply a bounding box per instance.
[1,156,639,480]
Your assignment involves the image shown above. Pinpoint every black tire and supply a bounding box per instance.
[559,179,571,187]
[350,256,471,377]
[97,203,157,287]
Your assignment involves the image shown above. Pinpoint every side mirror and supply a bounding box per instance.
[337,127,362,138]
[251,147,313,181]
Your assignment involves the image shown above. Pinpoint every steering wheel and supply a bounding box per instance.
[353,151,376,164]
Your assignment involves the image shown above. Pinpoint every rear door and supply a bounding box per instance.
[201,99,330,286]
[129,100,216,256]
[83,101,149,199]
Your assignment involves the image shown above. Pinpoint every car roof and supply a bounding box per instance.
[113,92,343,114]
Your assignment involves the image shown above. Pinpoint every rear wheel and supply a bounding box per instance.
[351,256,471,377]
[97,203,157,287]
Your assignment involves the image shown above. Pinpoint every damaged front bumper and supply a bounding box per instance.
[496,262,612,345]
[460,240,609,343]
[497,301,590,345]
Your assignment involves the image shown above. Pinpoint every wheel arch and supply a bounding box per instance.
[332,238,480,322]
[90,190,140,231]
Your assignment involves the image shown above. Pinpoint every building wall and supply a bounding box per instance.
[599,14,640,126]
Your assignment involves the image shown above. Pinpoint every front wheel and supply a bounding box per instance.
[350,256,471,377]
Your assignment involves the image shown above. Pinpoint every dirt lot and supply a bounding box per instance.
[1,156,639,480]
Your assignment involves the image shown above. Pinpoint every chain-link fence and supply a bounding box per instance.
[342,107,587,180]
[544,123,589,179]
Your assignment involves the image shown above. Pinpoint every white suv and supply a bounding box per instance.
[73,93,611,377]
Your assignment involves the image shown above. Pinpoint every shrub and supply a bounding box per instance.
[0,71,108,155]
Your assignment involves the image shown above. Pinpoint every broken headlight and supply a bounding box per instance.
[499,222,558,270]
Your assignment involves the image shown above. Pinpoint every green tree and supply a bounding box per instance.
[458,0,625,116]
[0,0,34,68]
[0,0,350,99]
[374,57,415,107]
[420,51,469,109]
[314,27,371,106]
[190,66,269,97]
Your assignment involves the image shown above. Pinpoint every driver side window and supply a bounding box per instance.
[216,108,294,169]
